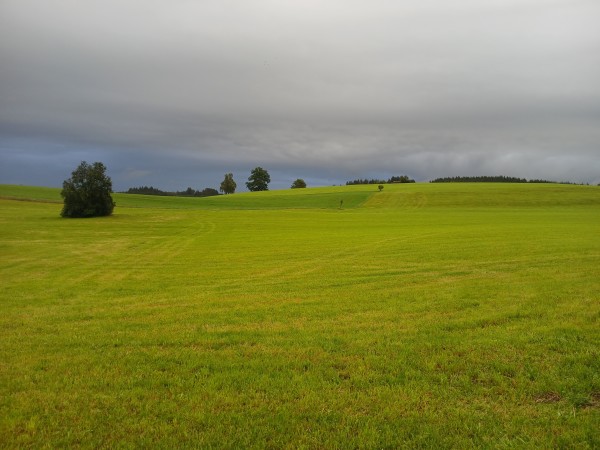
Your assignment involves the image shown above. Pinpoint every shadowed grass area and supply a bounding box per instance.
[1,183,599,447]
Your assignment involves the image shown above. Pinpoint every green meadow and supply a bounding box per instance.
[1,182,599,448]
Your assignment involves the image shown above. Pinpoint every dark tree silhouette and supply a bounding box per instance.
[291,178,307,189]
[125,186,219,197]
[61,161,115,218]
[246,167,270,191]
[220,173,237,194]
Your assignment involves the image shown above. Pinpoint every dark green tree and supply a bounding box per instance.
[220,173,237,194]
[291,178,307,189]
[61,161,115,218]
[378,184,384,191]
[246,167,270,191]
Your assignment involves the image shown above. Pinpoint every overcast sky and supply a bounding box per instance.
[1,0,599,191]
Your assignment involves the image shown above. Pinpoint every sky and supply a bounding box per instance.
[1,0,599,191]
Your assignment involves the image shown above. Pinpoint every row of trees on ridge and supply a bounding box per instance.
[346,175,415,185]
[429,175,586,184]
[125,186,219,197]
[431,175,534,183]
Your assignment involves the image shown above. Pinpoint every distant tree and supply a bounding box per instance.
[61,161,115,218]
[246,167,270,191]
[291,178,307,189]
[378,185,384,192]
[220,173,237,194]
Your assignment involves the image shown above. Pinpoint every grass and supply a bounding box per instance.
[1,183,599,448]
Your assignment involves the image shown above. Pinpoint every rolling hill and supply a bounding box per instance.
[1,183,599,447]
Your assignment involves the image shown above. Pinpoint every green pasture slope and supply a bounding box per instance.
[1,183,599,448]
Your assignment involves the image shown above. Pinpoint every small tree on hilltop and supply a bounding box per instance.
[61,161,115,218]
[246,167,270,191]
[220,173,237,194]
[291,178,307,189]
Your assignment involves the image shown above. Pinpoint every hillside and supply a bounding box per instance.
[2,182,599,210]
[1,183,599,447]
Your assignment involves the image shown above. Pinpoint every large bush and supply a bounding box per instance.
[61,161,115,218]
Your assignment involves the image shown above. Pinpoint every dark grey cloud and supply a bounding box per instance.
[1,0,599,191]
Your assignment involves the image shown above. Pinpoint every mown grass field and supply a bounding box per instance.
[1,182,599,448]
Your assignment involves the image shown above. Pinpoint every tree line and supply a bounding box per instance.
[429,176,588,184]
[125,186,220,197]
[346,175,415,185]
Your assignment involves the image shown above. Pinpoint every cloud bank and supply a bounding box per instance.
[1,0,599,190]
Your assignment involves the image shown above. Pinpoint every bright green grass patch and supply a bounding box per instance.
[1,184,599,448]
[0,184,62,203]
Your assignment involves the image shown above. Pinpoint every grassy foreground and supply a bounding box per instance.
[0,183,599,448]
